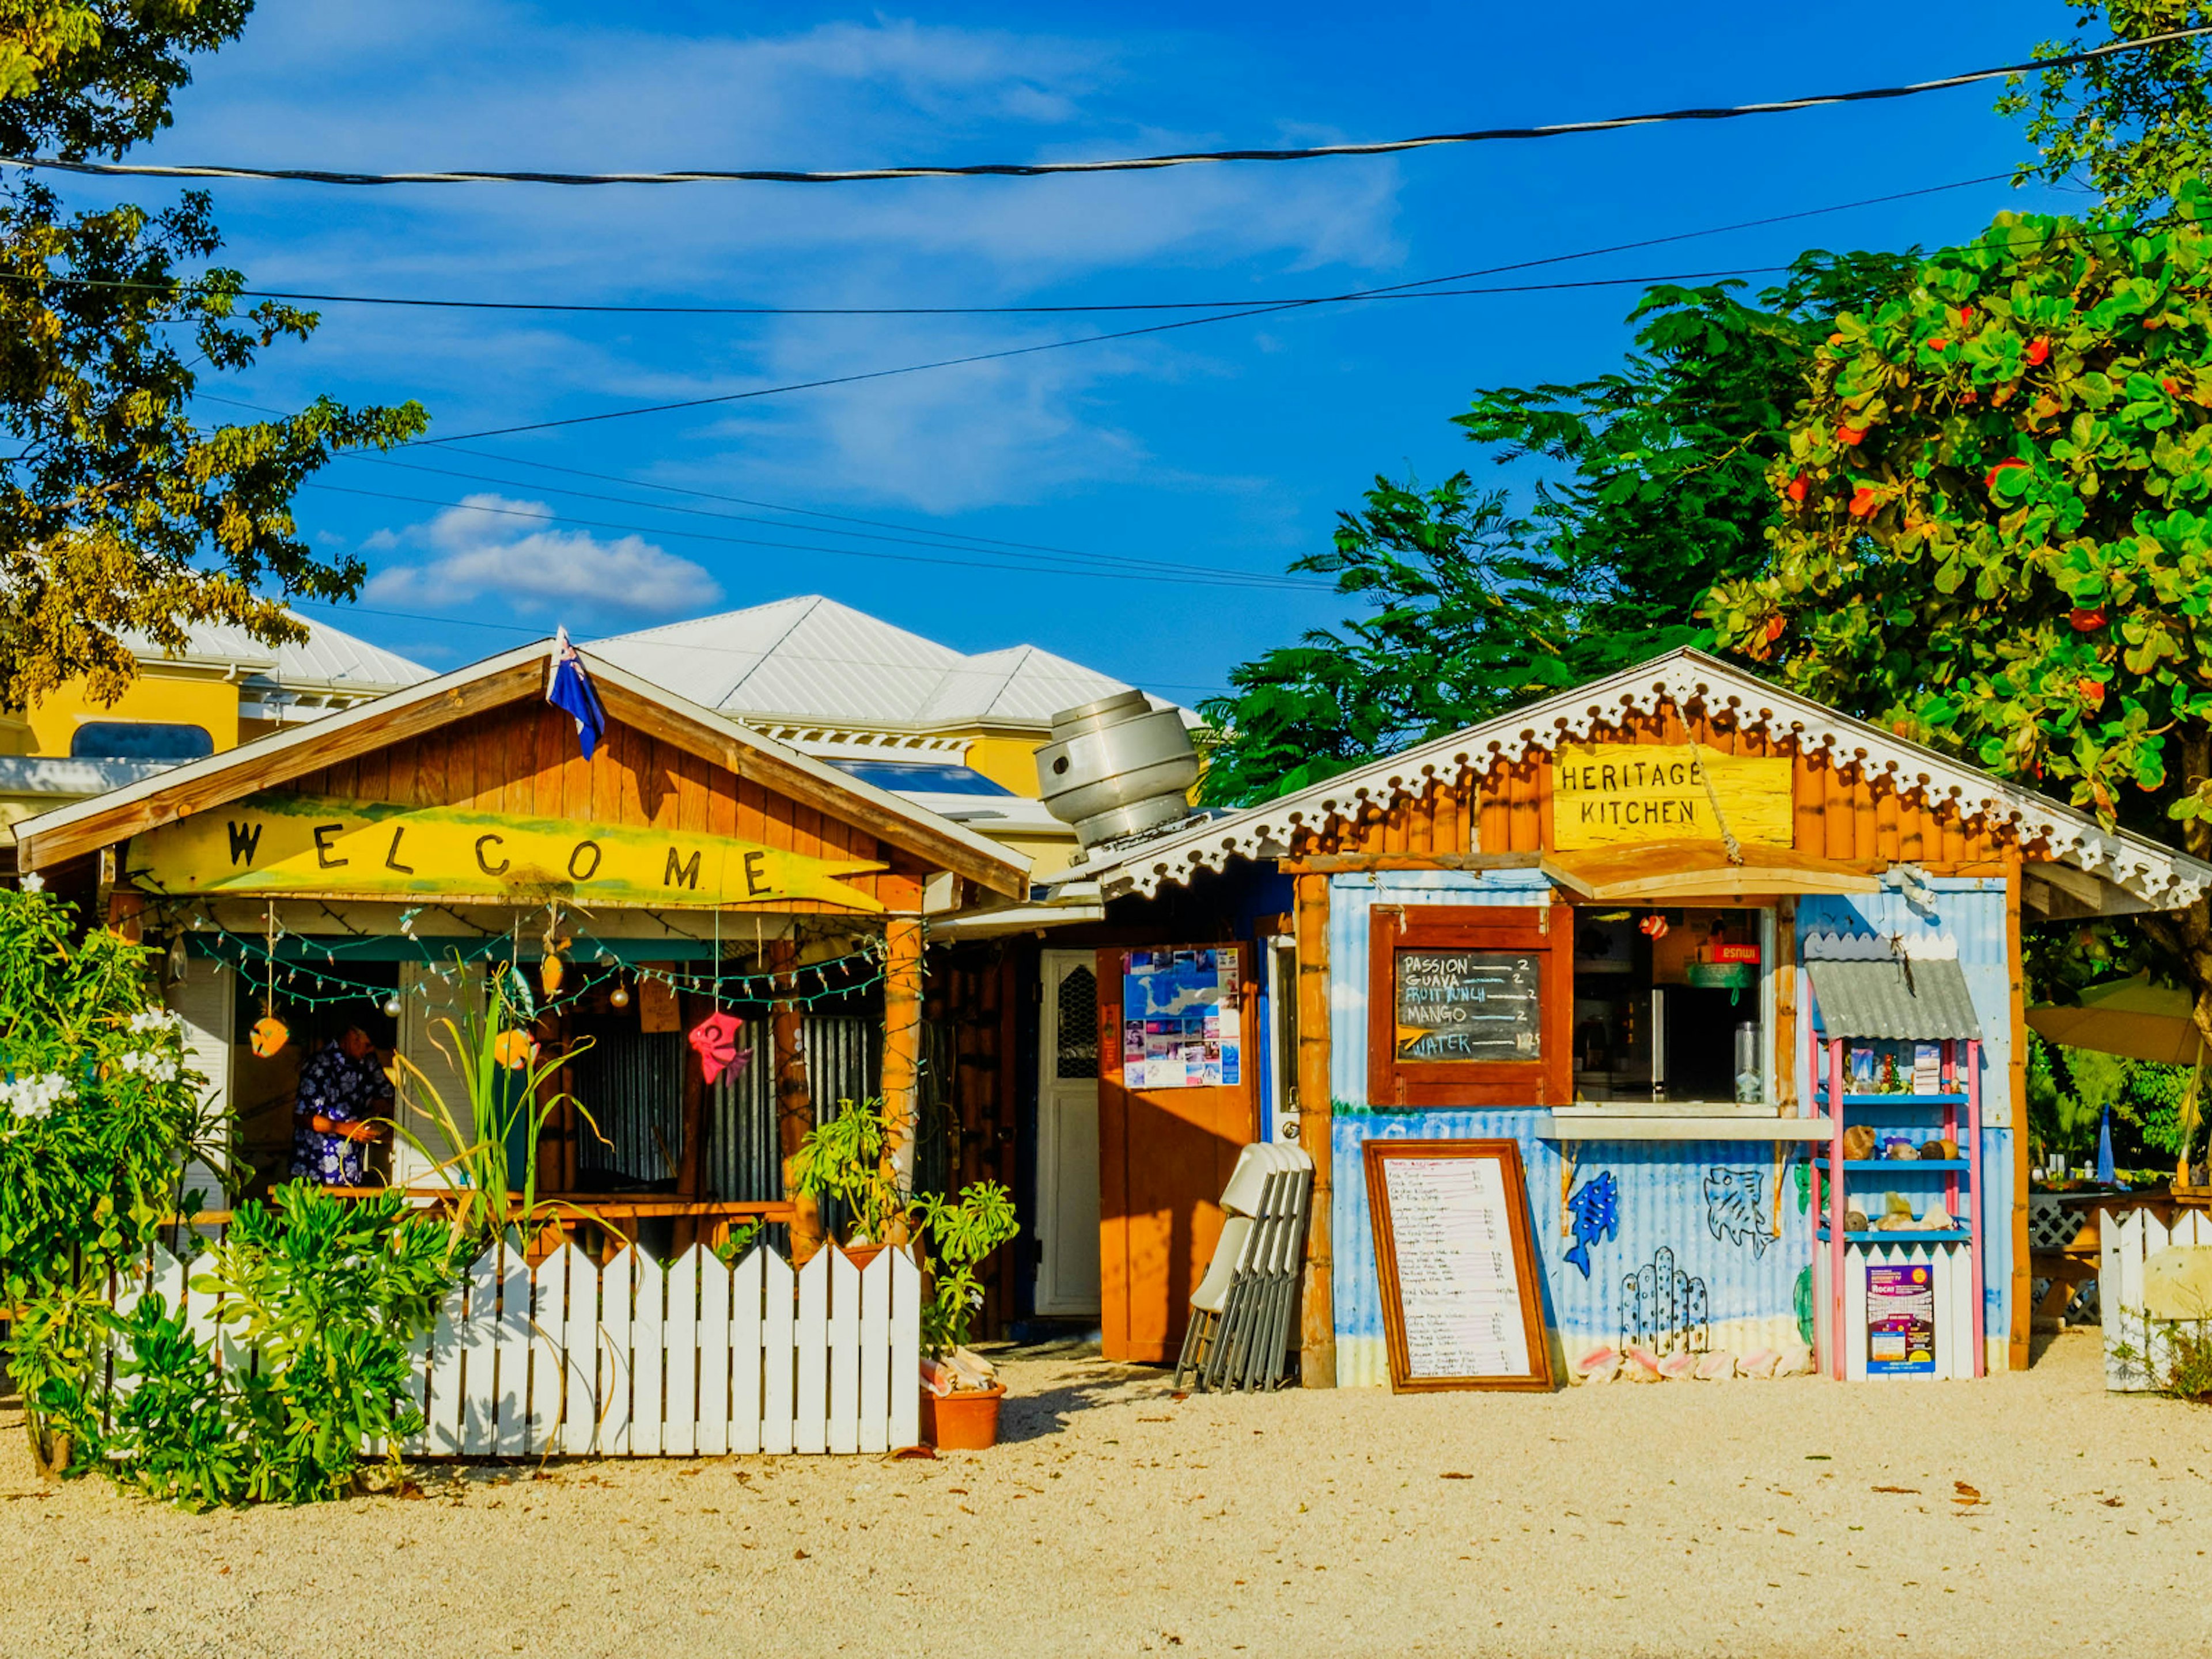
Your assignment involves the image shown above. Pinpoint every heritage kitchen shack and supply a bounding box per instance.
[1061,649,2212,1387]
[6,640,1031,1248]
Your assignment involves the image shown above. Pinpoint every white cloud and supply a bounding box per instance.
[363,494,720,620]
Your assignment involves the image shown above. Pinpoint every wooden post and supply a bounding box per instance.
[769,937,825,1263]
[2005,850,2031,1373]
[1294,871,1336,1387]
[880,915,925,1240]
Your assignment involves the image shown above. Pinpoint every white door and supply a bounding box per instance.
[165,954,234,1210]
[1035,950,1101,1317]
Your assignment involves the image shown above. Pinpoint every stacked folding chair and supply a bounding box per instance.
[1172,1141,1315,1392]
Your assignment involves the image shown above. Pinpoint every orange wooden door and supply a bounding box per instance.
[1094,943,1259,1363]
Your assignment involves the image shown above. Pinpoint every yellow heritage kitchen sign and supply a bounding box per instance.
[1551,744,1794,852]
[127,793,886,911]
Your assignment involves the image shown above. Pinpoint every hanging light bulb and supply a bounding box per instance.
[609,980,631,1010]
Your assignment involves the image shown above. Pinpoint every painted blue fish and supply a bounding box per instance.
[1704,1166,1770,1257]
[1563,1171,1619,1278]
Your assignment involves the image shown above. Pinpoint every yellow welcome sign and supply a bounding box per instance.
[1551,744,1794,852]
[127,793,887,911]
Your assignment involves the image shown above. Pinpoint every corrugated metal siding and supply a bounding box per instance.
[1804,957,1983,1040]
[1324,870,2016,1386]
[578,1030,687,1185]
[702,1015,883,1201]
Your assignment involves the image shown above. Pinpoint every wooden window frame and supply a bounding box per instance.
[1367,902,1571,1108]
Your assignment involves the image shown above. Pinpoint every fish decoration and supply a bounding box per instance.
[1703,1166,1770,1257]
[492,1028,538,1071]
[688,1009,749,1085]
[1562,1171,1620,1278]
[249,1015,289,1059]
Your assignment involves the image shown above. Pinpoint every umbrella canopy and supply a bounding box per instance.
[2026,975,2207,1067]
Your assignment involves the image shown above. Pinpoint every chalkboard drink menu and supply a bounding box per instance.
[1395,949,1541,1062]
[1364,1139,1552,1392]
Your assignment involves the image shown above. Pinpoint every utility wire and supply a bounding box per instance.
[0,172,2011,315]
[3,31,2199,187]
[295,481,1342,593]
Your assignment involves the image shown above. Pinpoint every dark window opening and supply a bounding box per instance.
[71,720,215,760]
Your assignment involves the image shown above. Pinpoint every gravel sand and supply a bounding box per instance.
[2,1328,2206,1658]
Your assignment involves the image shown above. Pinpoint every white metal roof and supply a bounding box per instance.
[1063,647,2212,911]
[124,612,429,694]
[592,596,1158,731]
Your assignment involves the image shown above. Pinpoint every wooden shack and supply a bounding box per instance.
[1060,649,2212,1382]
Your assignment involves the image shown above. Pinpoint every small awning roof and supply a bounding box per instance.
[1806,956,1983,1041]
[1543,840,1880,902]
[2027,975,2205,1067]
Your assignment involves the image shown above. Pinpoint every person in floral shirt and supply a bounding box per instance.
[290,1025,393,1185]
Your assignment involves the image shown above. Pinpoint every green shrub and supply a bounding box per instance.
[914,1180,1019,1357]
[0,883,217,1472]
[101,1184,456,1508]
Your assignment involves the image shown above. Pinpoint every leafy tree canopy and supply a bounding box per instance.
[1201,256,1916,803]
[2002,1,2212,217]
[1704,188,2212,1039]
[0,1,427,709]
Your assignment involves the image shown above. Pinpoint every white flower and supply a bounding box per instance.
[18,873,43,893]
[0,1072,74,1120]
[117,1048,180,1083]
[126,1009,181,1035]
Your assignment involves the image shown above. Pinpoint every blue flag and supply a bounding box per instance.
[547,627,606,760]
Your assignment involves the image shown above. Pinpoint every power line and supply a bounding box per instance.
[0,171,2012,315]
[295,481,1340,593]
[418,262,1819,444]
[4,31,2199,187]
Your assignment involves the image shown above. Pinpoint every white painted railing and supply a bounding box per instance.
[2099,1208,2212,1392]
[113,1240,921,1456]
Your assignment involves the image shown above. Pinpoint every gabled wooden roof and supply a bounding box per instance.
[10,640,1031,899]
[1068,647,2212,910]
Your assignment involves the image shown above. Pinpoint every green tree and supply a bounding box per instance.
[1202,258,1916,803]
[1705,190,2212,1066]
[2002,1,2212,217]
[0,2,427,710]
[1197,476,1575,803]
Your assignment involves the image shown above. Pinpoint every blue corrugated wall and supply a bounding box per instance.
[1326,871,2016,1387]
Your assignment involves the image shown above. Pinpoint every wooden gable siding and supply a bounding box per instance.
[1293,707,2019,866]
[281,700,926,912]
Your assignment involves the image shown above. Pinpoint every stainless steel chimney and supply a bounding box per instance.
[1035,689,1200,848]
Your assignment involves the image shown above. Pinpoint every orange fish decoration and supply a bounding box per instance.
[249,1016,290,1058]
[492,1028,539,1071]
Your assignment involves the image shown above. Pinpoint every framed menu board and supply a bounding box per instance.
[1368,905,1570,1107]
[1363,1139,1553,1392]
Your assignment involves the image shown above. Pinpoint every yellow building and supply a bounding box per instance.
[593,597,1196,921]
[0,615,429,837]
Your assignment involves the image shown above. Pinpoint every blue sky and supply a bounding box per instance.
[101,2,2090,703]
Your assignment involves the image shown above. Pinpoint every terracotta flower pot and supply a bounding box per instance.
[920,1382,1006,1450]
[842,1243,889,1270]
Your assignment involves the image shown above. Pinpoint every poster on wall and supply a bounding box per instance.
[1122,948,1240,1090]
[1866,1263,1937,1376]
[1363,1139,1554,1393]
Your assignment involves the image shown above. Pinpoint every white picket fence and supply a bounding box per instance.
[113,1240,921,1456]
[2099,1208,2212,1392]
[1813,1240,1980,1381]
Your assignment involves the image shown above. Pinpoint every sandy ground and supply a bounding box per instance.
[1,1328,2206,1659]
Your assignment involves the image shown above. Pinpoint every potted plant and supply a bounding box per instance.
[913,1179,1020,1450]
[789,1097,909,1263]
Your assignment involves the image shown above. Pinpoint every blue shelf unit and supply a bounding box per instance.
[1809,1035,1986,1380]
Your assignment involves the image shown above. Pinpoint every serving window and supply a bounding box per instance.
[1368,904,1570,1108]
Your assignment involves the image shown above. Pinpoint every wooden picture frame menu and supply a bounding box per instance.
[1368,904,1571,1108]
[1364,1138,1554,1393]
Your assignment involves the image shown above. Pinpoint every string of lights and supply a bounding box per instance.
[181,920,892,1017]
